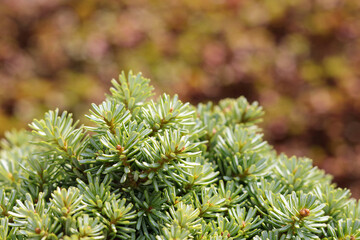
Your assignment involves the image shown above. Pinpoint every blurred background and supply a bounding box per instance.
[1,0,360,196]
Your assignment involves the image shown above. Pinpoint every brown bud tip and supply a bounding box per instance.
[242,220,246,228]
[299,208,310,217]
[116,145,122,151]
[224,105,232,112]
[35,228,41,234]
[227,233,231,238]
[350,236,355,240]
[170,107,174,113]
[212,128,217,134]
[221,232,223,236]
[181,146,186,152]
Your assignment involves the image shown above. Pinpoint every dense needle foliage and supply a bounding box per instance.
[0,72,359,240]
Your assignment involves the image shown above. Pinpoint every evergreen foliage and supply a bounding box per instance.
[0,71,359,239]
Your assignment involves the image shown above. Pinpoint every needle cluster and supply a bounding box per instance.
[0,71,359,240]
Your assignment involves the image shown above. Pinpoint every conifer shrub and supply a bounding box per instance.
[0,71,359,239]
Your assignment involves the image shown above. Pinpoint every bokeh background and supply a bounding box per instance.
[1,0,360,196]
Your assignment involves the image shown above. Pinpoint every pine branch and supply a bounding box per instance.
[108,71,154,115]
[86,100,131,135]
[273,154,332,192]
[29,109,88,180]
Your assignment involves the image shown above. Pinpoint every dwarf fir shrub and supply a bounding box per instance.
[0,71,359,240]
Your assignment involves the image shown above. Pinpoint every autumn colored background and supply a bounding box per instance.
[1,0,360,196]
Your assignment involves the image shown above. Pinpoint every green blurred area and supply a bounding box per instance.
[1,0,360,196]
